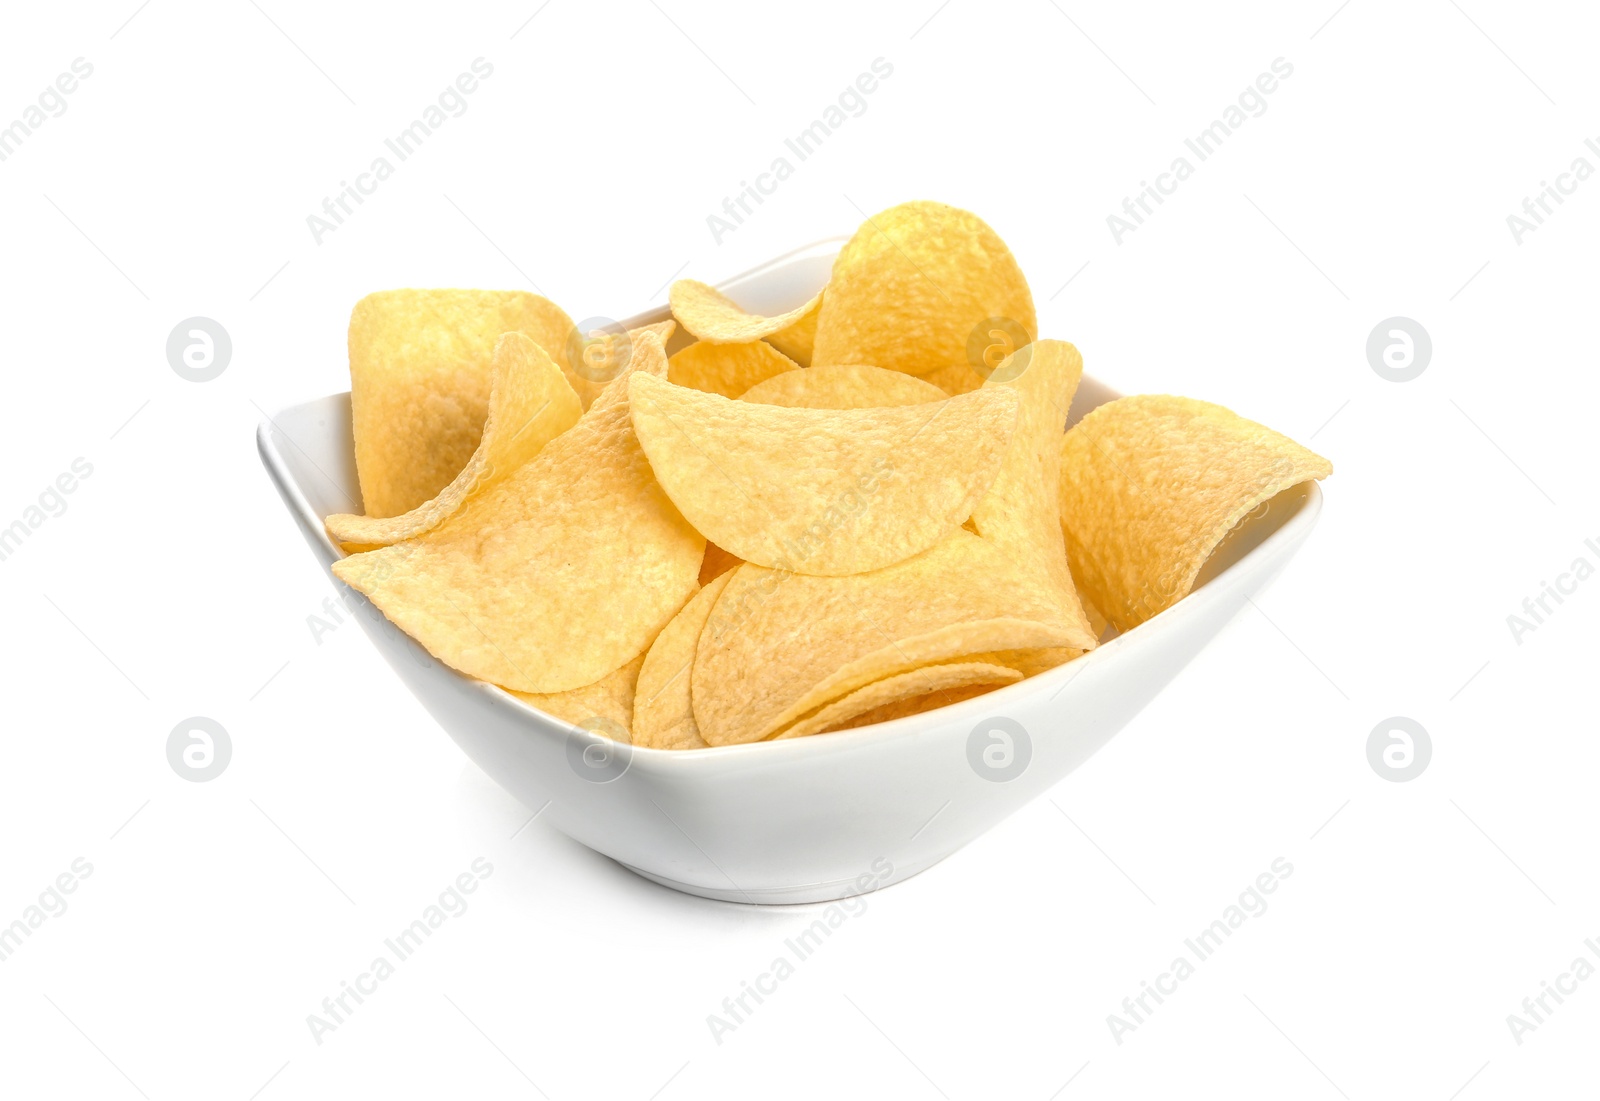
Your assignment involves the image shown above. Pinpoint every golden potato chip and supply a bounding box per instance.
[698,542,742,585]
[629,373,1020,576]
[739,364,947,409]
[349,289,576,518]
[774,661,1023,741]
[333,332,704,693]
[632,573,734,751]
[566,320,677,410]
[325,333,581,547]
[669,279,823,347]
[812,201,1036,376]
[1059,395,1333,631]
[970,340,1095,640]
[667,339,799,399]
[765,300,819,366]
[914,361,981,396]
[1081,594,1110,640]
[509,651,645,738]
[693,531,1097,744]
[823,682,999,733]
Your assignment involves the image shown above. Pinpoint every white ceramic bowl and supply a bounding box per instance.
[257,240,1325,905]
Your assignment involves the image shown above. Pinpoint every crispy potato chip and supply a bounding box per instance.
[566,321,677,411]
[1081,595,1110,640]
[333,332,704,693]
[669,279,823,347]
[349,289,577,518]
[693,531,1097,744]
[326,333,581,547]
[509,651,645,738]
[914,361,981,396]
[971,647,1082,677]
[629,374,1020,576]
[774,661,1023,741]
[667,339,799,399]
[970,340,1095,640]
[807,643,1091,733]
[812,201,1036,376]
[1059,395,1333,631]
[765,300,819,366]
[825,682,1000,732]
[632,573,734,751]
[698,542,742,585]
[739,364,947,409]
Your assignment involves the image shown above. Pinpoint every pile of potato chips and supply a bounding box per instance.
[328,201,1331,748]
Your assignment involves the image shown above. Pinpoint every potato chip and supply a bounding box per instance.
[698,542,742,585]
[765,300,819,366]
[913,361,981,396]
[1081,595,1110,640]
[333,332,704,693]
[774,661,1023,740]
[629,373,1020,576]
[970,340,1095,640]
[823,682,999,733]
[325,333,581,547]
[812,201,1036,376]
[693,531,1097,744]
[566,320,677,411]
[739,364,947,409]
[632,573,733,751]
[509,651,645,738]
[1059,395,1333,631]
[349,289,577,518]
[667,339,799,399]
[669,279,823,348]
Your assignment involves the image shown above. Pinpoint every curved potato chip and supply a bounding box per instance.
[629,373,1020,576]
[1059,395,1333,631]
[823,682,1001,733]
[566,320,677,411]
[632,573,734,751]
[667,339,799,398]
[773,661,1023,741]
[970,340,1095,640]
[698,542,742,585]
[349,289,576,517]
[669,279,823,346]
[693,531,1097,745]
[812,201,1036,376]
[740,364,947,409]
[326,333,581,547]
[509,651,645,739]
[333,332,704,693]
[765,300,819,366]
[914,361,982,396]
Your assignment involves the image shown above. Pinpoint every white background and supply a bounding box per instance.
[1,1,1596,1097]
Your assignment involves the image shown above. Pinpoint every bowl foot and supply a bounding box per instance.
[616,852,947,905]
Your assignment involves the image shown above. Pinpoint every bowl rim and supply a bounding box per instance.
[256,237,1326,772]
